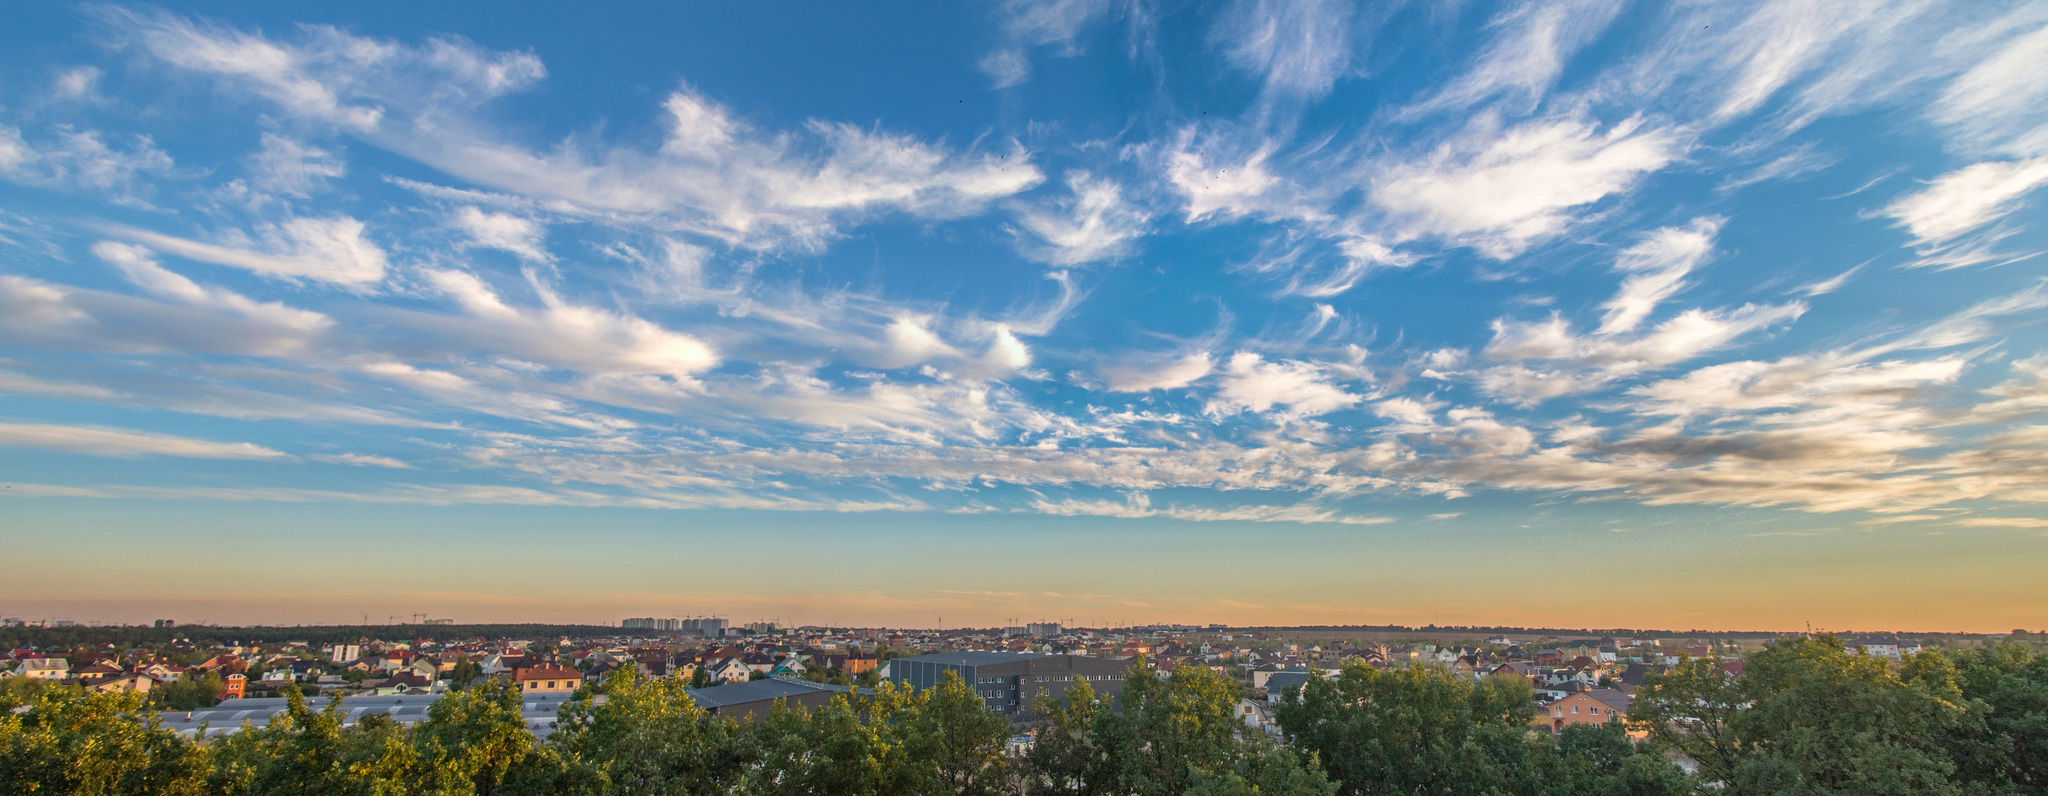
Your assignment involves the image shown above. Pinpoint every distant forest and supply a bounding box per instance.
[0,624,622,649]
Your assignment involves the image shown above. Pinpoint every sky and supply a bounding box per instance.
[2,1,2046,633]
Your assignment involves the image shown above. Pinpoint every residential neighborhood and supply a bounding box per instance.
[0,617,1951,742]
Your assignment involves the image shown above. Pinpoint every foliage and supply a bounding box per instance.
[5,642,2041,796]
[1628,634,2048,796]
[448,658,484,690]
[551,666,745,795]
[0,623,619,651]
[0,685,209,795]
[153,671,225,711]
[1027,658,1335,796]
[1276,660,1690,796]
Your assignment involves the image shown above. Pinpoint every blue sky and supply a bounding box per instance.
[2,2,2046,630]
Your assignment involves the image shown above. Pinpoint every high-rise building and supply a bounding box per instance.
[623,617,727,636]
[1026,622,1062,637]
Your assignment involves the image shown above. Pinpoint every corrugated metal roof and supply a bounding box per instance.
[683,677,848,709]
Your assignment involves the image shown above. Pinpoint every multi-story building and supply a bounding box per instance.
[1027,622,1062,637]
[889,652,1127,721]
[621,617,727,636]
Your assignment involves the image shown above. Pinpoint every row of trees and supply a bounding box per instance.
[0,624,623,650]
[1630,635,2048,795]
[3,663,1297,796]
[3,636,2044,794]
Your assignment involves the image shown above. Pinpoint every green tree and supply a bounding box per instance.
[1064,660,1334,796]
[449,657,484,690]
[1939,642,2048,794]
[413,677,547,795]
[0,685,209,795]
[549,665,746,795]
[1631,634,1968,795]
[910,669,1014,795]
[155,671,225,711]
[1526,724,1694,796]
[1021,677,1104,796]
[1275,660,1541,796]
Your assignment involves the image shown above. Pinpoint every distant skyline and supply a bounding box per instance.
[2,2,2046,634]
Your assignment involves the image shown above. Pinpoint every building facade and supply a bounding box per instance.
[889,652,1128,721]
[512,665,583,694]
[1546,688,1633,733]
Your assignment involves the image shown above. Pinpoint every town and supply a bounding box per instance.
[0,617,1986,730]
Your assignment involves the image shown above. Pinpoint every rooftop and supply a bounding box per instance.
[683,677,849,709]
[894,651,1045,667]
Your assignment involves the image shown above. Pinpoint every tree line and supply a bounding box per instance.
[0,623,624,650]
[2,635,2043,794]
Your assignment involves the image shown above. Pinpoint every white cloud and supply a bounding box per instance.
[1931,13,2048,157]
[1167,144,1286,223]
[311,453,415,469]
[1012,171,1149,266]
[1397,0,1627,119]
[53,66,104,101]
[1370,115,1682,258]
[1373,396,1439,426]
[1216,0,1354,98]
[108,11,1043,249]
[246,133,344,196]
[1598,217,1721,334]
[0,125,173,202]
[1032,493,1391,525]
[980,0,1112,88]
[90,241,333,349]
[415,268,718,380]
[452,206,550,261]
[1478,301,1806,404]
[0,267,333,359]
[1206,352,1362,418]
[0,422,285,459]
[1101,351,1214,392]
[1882,158,2048,266]
[1949,516,2048,528]
[1794,263,1864,296]
[104,217,389,287]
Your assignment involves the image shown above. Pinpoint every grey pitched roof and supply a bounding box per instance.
[1264,671,1312,692]
[1587,688,1632,712]
[683,677,848,709]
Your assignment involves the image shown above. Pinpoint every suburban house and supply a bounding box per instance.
[1237,698,1281,738]
[1546,688,1633,733]
[708,657,753,684]
[511,665,583,694]
[21,658,70,680]
[93,674,155,694]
